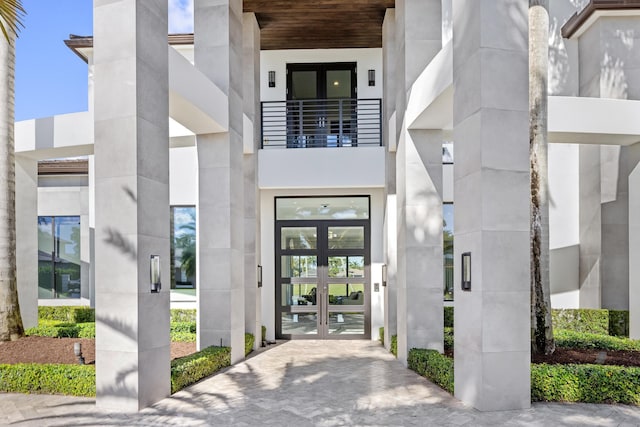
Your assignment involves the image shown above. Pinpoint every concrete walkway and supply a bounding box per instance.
[2,340,640,426]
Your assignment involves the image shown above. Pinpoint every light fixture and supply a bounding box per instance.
[150,255,161,293]
[73,342,85,365]
[257,265,263,288]
[461,252,471,291]
[333,80,340,86]
[368,69,375,86]
[268,71,276,88]
[382,264,387,287]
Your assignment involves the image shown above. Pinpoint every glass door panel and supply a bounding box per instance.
[38,217,54,298]
[328,226,364,249]
[281,255,318,278]
[328,312,365,335]
[281,227,318,250]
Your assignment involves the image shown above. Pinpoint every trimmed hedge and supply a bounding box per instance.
[26,322,95,339]
[391,335,397,357]
[444,306,454,328]
[170,331,196,342]
[444,327,454,351]
[408,349,454,394]
[262,325,267,343]
[0,363,95,396]
[555,329,640,351]
[245,333,255,356]
[552,309,608,335]
[38,306,94,323]
[379,327,385,346]
[170,309,197,323]
[610,310,630,337]
[171,321,196,334]
[171,346,230,393]
[532,363,640,404]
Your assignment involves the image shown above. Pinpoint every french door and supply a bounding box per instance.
[276,220,370,339]
[286,62,357,148]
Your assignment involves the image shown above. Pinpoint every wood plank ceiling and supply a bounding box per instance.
[243,0,396,50]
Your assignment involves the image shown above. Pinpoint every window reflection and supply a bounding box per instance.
[38,216,81,299]
[444,203,454,301]
[171,206,196,289]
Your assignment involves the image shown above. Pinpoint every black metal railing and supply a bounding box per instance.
[261,98,382,148]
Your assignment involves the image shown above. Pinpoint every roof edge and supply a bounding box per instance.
[562,0,640,39]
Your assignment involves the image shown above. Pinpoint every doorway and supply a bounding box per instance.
[275,197,371,339]
[286,63,357,148]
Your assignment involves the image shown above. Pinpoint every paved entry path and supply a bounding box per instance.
[3,340,640,426]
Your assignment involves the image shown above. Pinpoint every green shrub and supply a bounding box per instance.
[444,327,454,351]
[171,346,230,393]
[261,325,266,343]
[38,306,94,323]
[170,331,196,342]
[170,309,197,323]
[379,327,384,346]
[245,333,255,356]
[0,364,95,397]
[555,329,640,351]
[551,309,609,335]
[609,310,630,337]
[25,324,79,338]
[77,323,95,338]
[408,349,454,394]
[531,363,640,404]
[444,306,454,328]
[391,335,397,357]
[171,321,196,334]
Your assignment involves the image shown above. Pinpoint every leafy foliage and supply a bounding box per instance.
[391,335,397,357]
[38,306,95,323]
[555,329,640,351]
[0,0,25,42]
[26,322,94,339]
[408,349,454,394]
[245,333,255,356]
[444,306,454,328]
[609,310,630,337]
[444,327,454,351]
[531,363,640,404]
[379,326,384,346]
[0,363,95,396]
[170,346,230,393]
[170,309,197,323]
[551,309,608,335]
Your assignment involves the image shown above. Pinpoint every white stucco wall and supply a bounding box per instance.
[169,146,198,205]
[260,48,383,102]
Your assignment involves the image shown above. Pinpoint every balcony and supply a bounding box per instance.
[261,98,382,149]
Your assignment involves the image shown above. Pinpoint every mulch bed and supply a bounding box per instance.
[532,347,640,367]
[0,336,196,365]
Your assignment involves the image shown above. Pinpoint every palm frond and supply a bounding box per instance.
[0,0,26,43]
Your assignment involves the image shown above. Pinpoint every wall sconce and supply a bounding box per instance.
[461,252,471,291]
[73,342,85,365]
[368,69,375,86]
[268,71,276,88]
[257,264,263,288]
[150,255,161,293]
[382,264,387,287]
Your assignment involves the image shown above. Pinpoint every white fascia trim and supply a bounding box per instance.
[569,10,640,39]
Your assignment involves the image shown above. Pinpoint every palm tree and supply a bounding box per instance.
[0,0,25,341]
[530,0,555,355]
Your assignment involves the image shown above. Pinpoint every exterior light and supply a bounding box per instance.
[368,69,375,86]
[382,264,387,287]
[461,252,471,291]
[268,70,276,88]
[73,342,85,365]
[150,255,161,293]
[257,264,263,288]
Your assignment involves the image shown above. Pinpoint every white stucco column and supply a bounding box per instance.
[395,0,443,364]
[194,0,245,364]
[452,0,531,411]
[15,155,38,329]
[93,0,170,411]
[629,158,640,338]
[382,8,397,351]
[243,12,261,349]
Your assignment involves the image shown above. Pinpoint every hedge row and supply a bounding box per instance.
[170,346,230,393]
[170,309,197,323]
[444,306,454,328]
[25,322,95,339]
[245,333,255,356]
[444,327,454,351]
[390,335,397,357]
[407,349,454,394]
[555,329,640,351]
[552,308,629,337]
[0,364,96,396]
[531,363,640,404]
[38,306,94,323]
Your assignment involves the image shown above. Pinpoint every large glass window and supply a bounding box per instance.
[444,203,454,301]
[171,206,196,289]
[276,197,369,220]
[38,216,81,299]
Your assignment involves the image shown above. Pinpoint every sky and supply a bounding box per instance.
[15,0,194,122]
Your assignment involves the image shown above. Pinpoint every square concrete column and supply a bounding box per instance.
[194,0,245,364]
[243,12,261,348]
[397,130,444,363]
[578,145,602,308]
[395,0,443,364]
[452,0,530,411]
[15,155,38,329]
[93,0,170,411]
[630,158,640,338]
[382,8,398,350]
